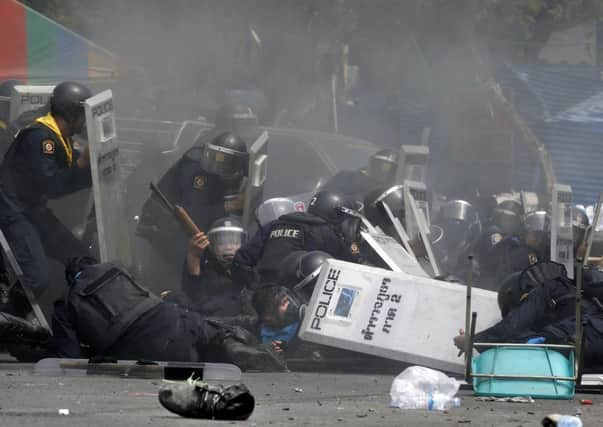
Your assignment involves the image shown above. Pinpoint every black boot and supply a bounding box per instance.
[158,382,255,420]
[0,311,50,345]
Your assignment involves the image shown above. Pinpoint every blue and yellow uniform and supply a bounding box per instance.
[0,112,91,296]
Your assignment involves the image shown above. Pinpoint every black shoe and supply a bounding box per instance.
[158,382,255,420]
[0,311,50,345]
[223,337,288,372]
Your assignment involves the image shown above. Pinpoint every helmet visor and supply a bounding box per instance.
[208,226,247,263]
[201,143,249,178]
[368,157,396,184]
[256,198,296,227]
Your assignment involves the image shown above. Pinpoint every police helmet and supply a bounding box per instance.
[207,217,247,264]
[255,197,296,227]
[490,206,522,236]
[50,81,92,125]
[215,103,259,139]
[363,185,405,230]
[573,206,590,248]
[200,132,249,179]
[307,190,346,223]
[368,149,398,185]
[278,250,330,300]
[0,79,23,97]
[523,211,550,234]
[441,200,481,244]
[65,256,98,286]
[0,79,23,123]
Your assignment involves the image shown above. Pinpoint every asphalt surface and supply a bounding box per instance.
[0,359,601,426]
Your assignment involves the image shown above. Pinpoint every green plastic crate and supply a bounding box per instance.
[471,347,575,399]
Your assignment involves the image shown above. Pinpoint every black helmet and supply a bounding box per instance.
[0,79,23,97]
[255,197,296,227]
[50,81,92,124]
[490,206,522,236]
[363,185,405,230]
[207,217,247,265]
[307,191,346,223]
[278,250,330,299]
[215,103,259,140]
[523,211,550,234]
[440,200,481,246]
[368,149,398,185]
[573,206,590,248]
[0,79,23,123]
[200,132,249,179]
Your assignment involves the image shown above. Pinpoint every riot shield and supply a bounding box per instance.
[0,229,51,332]
[550,184,574,278]
[378,199,417,259]
[404,181,440,276]
[520,190,540,214]
[9,85,53,122]
[584,192,603,262]
[242,130,269,230]
[298,259,500,374]
[395,145,429,184]
[84,90,132,266]
[360,231,429,278]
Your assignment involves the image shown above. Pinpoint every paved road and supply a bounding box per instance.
[0,361,600,426]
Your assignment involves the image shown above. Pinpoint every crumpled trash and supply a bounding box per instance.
[390,366,460,410]
[542,414,583,427]
[475,396,535,403]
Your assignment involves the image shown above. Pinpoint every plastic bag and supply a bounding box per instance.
[390,366,460,410]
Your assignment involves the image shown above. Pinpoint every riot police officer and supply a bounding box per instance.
[0,81,92,304]
[363,184,406,241]
[233,191,358,285]
[137,132,249,269]
[174,217,257,329]
[320,149,398,202]
[47,257,285,371]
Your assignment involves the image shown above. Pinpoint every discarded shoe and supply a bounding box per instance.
[0,311,50,345]
[158,382,254,420]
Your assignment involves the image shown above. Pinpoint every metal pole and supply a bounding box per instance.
[575,256,584,385]
[465,311,477,384]
[331,73,339,134]
[464,255,474,360]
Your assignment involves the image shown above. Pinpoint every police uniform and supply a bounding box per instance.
[137,144,230,267]
[482,235,543,291]
[177,253,257,329]
[51,262,282,371]
[474,276,603,368]
[0,113,91,297]
[252,212,354,283]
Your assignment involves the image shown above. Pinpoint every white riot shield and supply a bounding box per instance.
[396,145,429,184]
[584,192,603,262]
[84,90,132,266]
[360,231,429,278]
[550,184,574,278]
[242,131,269,230]
[520,191,540,214]
[298,259,500,374]
[378,200,417,259]
[404,181,440,276]
[9,85,54,122]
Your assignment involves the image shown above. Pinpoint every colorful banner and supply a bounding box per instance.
[0,0,116,83]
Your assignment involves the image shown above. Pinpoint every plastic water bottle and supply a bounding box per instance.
[556,416,583,427]
[427,394,461,411]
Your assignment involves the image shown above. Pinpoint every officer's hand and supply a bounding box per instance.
[272,340,284,353]
[188,232,210,257]
[76,145,90,168]
[224,193,245,214]
[453,329,465,353]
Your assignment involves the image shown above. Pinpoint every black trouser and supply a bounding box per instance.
[107,304,227,362]
[0,206,89,298]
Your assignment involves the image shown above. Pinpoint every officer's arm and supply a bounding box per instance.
[30,135,91,199]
